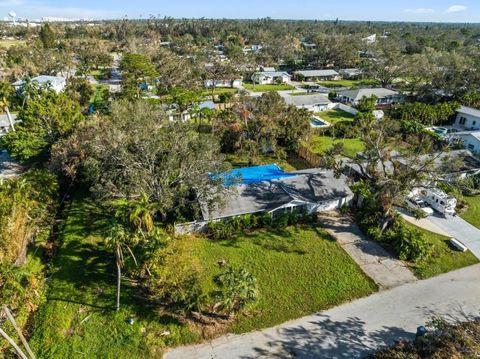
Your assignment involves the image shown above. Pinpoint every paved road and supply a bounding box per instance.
[428,214,480,259]
[319,213,416,289]
[165,264,480,359]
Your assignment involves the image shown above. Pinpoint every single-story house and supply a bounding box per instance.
[339,68,363,79]
[167,101,215,122]
[13,75,66,93]
[201,166,354,221]
[259,66,276,72]
[337,88,402,107]
[362,34,377,45]
[283,94,331,112]
[294,69,341,81]
[0,113,18,136]
[449,132,480,155]
[204,79,242,88]
[251,71,291,85]
[453,106,480,131]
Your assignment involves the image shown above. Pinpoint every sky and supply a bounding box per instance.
[2,0,480,22]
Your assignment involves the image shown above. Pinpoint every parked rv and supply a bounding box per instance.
[422,188,457,216]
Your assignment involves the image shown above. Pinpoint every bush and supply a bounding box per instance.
[214,265,258,314]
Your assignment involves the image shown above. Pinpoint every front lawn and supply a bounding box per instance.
[243,83,296,92]
[0,39,26,48]
[203,87,238,96]
[460,195,480,229]
[30,198,198,359]
[195,225,378,333]
[306,135,365,158]
[317,79,380,89]
[316,109,356,124]
[406,223,479,279]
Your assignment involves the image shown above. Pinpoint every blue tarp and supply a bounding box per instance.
[221,164,297,186]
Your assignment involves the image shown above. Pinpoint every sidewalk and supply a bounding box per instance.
[318,212,417,289]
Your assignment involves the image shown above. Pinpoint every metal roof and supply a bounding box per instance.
[0,114,18,128]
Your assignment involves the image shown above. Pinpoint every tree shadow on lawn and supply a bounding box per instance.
[243,314,413,359]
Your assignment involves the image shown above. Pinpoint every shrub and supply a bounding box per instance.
[214,265,258,314]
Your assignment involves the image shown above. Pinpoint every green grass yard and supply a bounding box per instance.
[195,226,378,333]
[243,83,296,92]
[0,39,26,48]
[225,153,311,171]
[306,135,365,158]
[316,109,356,124]
[29,198,198,359]
[405,223,478,279]
[460,196,480,229]
[317,79,380,89]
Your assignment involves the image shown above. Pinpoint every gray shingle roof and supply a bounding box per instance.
[0,114,18,128]
[256,71,291,78]
[338,88,399,102]
[283,94,331,107]
[201,169,352,220]
[295,69,339,78]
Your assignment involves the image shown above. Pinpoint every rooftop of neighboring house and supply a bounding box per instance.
[283,94,331,107]
[457,105,480,118]
[294,69,339,77]
[254,71,291,78]
[338,88,400,102]
[13,75,66,87]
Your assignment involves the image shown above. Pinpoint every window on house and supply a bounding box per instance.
[468,144,475,150]
[459,117,467,125]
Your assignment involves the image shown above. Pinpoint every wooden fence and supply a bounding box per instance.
[297,144,323,168]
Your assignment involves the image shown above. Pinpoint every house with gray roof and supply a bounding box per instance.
[201,168,353,221]
[339,68,363,79]
[13,75,66,93]
[453,106,480,131]
[294,69,340,81]
[251,71,291,85]
[283,94,331,112]
[338,88,402,107]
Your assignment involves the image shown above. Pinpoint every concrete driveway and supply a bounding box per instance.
[165,264,480,359]
[428,214,480,259]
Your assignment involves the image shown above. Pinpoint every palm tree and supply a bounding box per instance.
[19,77,37,109]
[0,81,15,132]
[105,221,137,311]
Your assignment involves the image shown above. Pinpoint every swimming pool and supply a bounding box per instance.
[222,164,297,186]
[310,118,327,127]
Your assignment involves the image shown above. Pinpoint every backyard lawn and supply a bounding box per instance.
[406,223,479,279]
[316,109,356,124]
[225,153,311,171]
[195,225,378,333]
[29,198,198,359]
[0,39,26,48]
[243,83,296,92]
[317,79,380,88]
[460,195,480,229]
[307,135,365,158]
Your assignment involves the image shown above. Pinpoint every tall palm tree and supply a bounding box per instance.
[105,221,137,311]
[0,81,15,132]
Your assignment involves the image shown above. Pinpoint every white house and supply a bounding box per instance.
[204,79,242,88]
[339,68,362,79]
[251,71,291,85]
[167,101,216,122]
[450,132,480,154]
[453,106,480,131]
[338,88,402,107]
[0,113,18,137]
[283,94,332,112]
[294,69,340,81]
[13,75,66,93]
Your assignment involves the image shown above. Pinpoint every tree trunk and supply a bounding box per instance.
[116,246,121,311]
[5,106,14,131]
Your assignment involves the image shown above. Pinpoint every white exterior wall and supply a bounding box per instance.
[455,112,480,130]
[457,134,480,154]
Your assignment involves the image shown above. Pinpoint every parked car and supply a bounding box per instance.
[406,197,434,215]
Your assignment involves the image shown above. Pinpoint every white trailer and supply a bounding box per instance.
[422,187,457,216]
